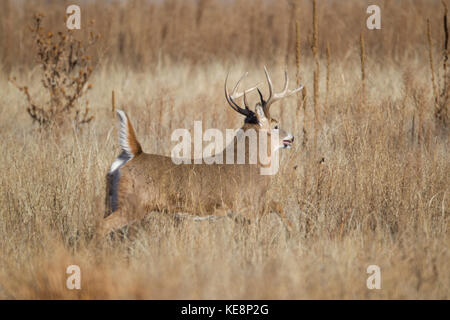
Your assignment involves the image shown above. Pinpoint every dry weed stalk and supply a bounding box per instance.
[111,90,116,113]
[359,33,366,105]
[413,87,426,144]
[286,0,297,66]
[444,1,449,85]
[325,41,330,111]
[295,18,308,146]
[9,14,99,128]
[311,0,320,151]
[426,2,449,128]
[427,20,439,109]
[310,0,323,206]
[295,20,302,109]
[438,0,449,126]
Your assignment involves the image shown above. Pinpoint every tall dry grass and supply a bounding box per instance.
[0,0,448,299]
[0,0,446,71]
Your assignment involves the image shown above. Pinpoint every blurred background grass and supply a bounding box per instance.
[0,0,445,70]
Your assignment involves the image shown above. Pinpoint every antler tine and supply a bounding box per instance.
[279,70,289,96]
[263,66,274,102]
[262,66,304,116]
[230,72,247,98]
[233,84,260,99]
[274,71,304,99]
[225,72,258,118]
[230,72,260,100]
[243,90,250,109]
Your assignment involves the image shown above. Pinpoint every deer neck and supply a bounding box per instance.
[218,125,274,169]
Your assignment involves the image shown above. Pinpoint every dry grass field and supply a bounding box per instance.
[0,0,448,299]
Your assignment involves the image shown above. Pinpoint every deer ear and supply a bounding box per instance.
[255,105,266,121]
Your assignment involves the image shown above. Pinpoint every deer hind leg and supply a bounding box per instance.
[267,200,293,236]
[97,209,140,238]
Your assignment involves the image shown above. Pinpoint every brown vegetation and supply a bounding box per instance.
[9,13,99,128]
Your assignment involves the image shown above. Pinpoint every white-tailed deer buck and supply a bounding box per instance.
[100,67,302,237]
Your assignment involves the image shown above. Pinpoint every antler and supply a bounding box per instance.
[261,66,303,117]
[224,72,259,119]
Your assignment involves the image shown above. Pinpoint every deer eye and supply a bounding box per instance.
[274,125,279,130]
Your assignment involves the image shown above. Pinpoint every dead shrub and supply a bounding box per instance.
[9,13,100,129]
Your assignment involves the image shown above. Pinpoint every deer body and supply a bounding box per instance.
[110,153,269,215]
[100,68,302,236]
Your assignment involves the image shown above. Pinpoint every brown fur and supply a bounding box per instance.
[99,72,297,237]
[99,113,293,237]
[126,115,143,156]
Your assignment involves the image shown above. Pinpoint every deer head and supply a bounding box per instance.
[224,66,303,154]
